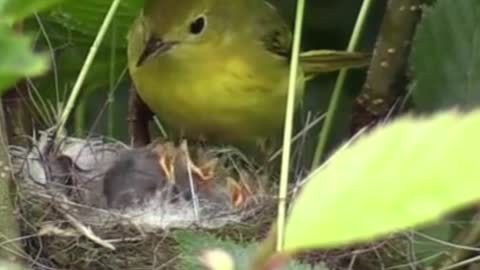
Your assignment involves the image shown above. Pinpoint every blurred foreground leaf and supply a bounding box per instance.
[0,0,63,24]
[0,260,25,270]
[411,0,480,111]
[175,231,328,270]
[49,0,142,46]
[285,109,480,251]
[0,27,48,92]
[176,231,256,270]
[0,0,68,93]
[28,0,140,101]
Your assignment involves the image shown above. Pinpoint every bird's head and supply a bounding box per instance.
[136,0,225,66]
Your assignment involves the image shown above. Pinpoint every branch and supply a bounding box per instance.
[128,86,153,147]
[357,0,424,115]
[0,99,22,263]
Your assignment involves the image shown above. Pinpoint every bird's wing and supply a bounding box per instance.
[255,1,292,59]
[254,2,370,74]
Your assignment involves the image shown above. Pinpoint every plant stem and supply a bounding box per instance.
[358,0,423,115]
[74,98,86,136]
[311,0,375,169]
[0,100,22,263]
[276,0,306,252]
[108,21,117,137]
[56,0,122,138]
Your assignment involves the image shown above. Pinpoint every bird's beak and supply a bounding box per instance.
[136,37,178,67]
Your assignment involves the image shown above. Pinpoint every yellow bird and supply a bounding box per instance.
[128,0,368,150]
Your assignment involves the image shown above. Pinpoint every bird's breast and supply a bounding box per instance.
[130,47,302,145]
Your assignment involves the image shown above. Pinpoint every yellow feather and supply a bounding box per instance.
[128,0,368,150]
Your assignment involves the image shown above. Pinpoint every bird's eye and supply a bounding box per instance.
[189,15,207,35]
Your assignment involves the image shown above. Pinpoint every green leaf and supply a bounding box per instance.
[0,260,25,270]
[411,223,453,267]
[411,0,480,111]
[175,231,328,270]
[285,109,480,251]
[28,0,141,97]
[0,0,63,24]
[49,0,143,47]
[0,27,48,92]
[175,231,258,270]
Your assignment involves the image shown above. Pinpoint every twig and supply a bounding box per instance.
[128,87,153,147]
[268,113,325,162]
[431,210,480,269]
[438,255,480,270]
[180,141,200,221]
[357,0,424,115]
[63,211,116,250]
[56,196,116,250]
[414,231,480,252]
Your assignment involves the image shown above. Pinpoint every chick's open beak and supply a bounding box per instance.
[137,37,177,67]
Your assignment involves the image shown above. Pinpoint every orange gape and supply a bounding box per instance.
[153,140,254,208]
[227,177,252,208]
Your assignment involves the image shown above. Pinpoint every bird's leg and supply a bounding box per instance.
[128,85,153,147]
[179,141,208,181]
[174,135,216,183]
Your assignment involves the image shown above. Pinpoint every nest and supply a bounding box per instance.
[10,131,277,270]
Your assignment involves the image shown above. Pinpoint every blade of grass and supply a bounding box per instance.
[55,0,122,138]
[88,66,128,135]
[107,20,117,137]
[276,0,306,252]
[34,14,60,113]
[26,78,55,126]
[74,98,86,136]
[311,0,375,169]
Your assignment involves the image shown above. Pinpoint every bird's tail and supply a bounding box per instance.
[300,50,370,78]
